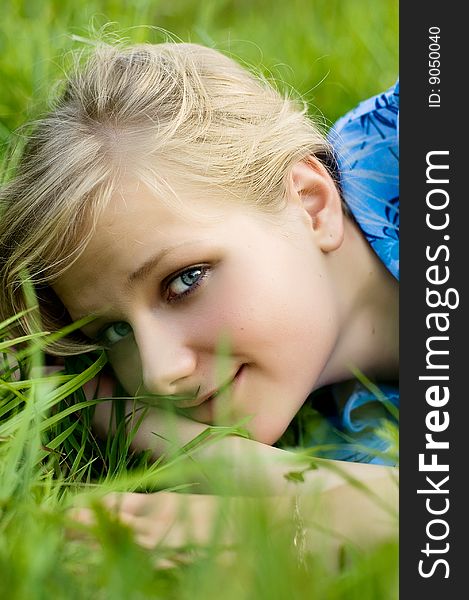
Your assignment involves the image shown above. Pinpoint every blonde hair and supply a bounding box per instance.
[0,41,337,354]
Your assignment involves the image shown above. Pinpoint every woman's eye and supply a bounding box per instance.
[96,266,209,345]
[166,265,210,302]
[99,321,133,347]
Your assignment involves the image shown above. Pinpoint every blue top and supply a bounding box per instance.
[276,80,399,465]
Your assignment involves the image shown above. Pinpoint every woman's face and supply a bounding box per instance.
[54,173,343,444]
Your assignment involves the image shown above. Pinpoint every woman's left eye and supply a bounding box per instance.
[98,321,133,348]
[165,265,210,302]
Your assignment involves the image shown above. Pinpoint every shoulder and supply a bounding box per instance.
[332,80,399,136]
[328,79,400,280]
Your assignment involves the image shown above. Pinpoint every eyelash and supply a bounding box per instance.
[97,264,211,347]
[164,264,211,304]
[98,321,132,348]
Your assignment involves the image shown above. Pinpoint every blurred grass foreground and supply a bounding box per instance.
[0,1,398,598]
[0,313,398,599]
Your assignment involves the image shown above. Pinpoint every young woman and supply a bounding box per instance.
[0,42,398,557]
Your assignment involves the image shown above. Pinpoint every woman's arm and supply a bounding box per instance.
[71,474,396,566]
[92,395,398,497]
[85,379,397,561]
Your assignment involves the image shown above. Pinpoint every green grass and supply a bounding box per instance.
[0,2,398,598]
[0,0,398,150]
[0,316,398,599]
[0,323,400,600]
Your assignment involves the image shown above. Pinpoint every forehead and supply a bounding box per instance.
[101,177,229,229]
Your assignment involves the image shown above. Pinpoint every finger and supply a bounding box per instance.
[67,506,97,527]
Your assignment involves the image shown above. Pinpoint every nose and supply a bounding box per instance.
[135,321,198,396]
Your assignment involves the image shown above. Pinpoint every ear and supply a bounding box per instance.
[288,157,345,252]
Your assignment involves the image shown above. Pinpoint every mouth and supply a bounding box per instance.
[171,365,245,409]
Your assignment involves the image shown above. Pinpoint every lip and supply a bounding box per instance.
[171,365,245,409]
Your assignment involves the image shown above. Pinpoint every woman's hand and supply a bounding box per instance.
[71,491,220,550]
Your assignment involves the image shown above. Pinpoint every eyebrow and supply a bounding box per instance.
[126,240,205,287]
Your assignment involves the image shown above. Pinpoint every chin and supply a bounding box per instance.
[248,416,290,446]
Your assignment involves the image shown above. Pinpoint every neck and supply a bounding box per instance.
[317,216,399,388]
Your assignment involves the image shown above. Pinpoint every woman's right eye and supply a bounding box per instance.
[164,264,211,303]
[99,321,133,347]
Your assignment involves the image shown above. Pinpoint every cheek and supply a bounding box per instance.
[197,256,339,357]
[107,340,143,395]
